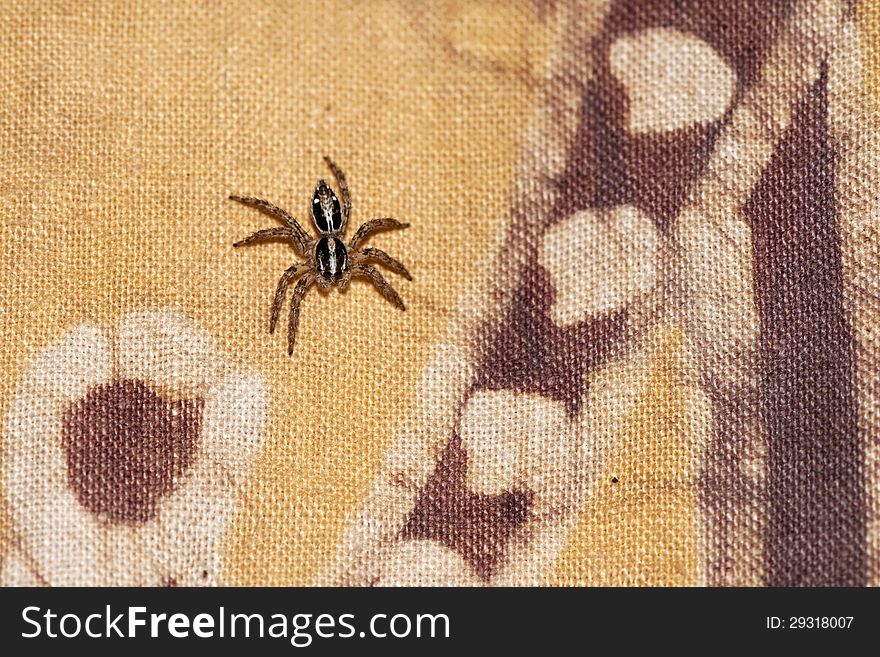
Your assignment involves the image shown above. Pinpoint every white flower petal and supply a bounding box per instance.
[379,541,484,586]
[19,322,112,406]
[5,326,114,586]
[115,310,227,397]
[4,312,267,586]
[460,392,521,496]
[9,471,108,586]
[200,371,267,487]
[0,550,44,586]
[147,458,235,586]
[99,527,163,586]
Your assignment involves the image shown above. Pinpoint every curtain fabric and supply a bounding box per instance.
[1,0,877,586]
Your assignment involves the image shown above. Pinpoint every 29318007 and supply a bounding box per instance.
[766,616,854,629]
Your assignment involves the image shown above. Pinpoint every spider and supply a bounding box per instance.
[231,157,411,354]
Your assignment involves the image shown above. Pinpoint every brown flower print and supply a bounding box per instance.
[1,310,267,586]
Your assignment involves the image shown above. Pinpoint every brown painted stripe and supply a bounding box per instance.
[476,0,792,411]
[746,69,865,586]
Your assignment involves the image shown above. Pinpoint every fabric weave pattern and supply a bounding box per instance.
[0,0,878,586]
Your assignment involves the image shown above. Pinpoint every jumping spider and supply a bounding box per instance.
[231,157,411,354]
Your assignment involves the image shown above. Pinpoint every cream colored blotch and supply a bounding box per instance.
[541,205,658,326]
[609,28,737,134]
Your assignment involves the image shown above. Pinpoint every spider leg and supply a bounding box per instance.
[269,263,303,334]
[288,272,315,355]
[233,226,294,248]
[352,263,405,310]
[323,156,351,229]
[229,195,312,253]
[349,218,409,250]
[352,246,412,280]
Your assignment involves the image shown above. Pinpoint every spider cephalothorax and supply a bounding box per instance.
[231,157,411,354]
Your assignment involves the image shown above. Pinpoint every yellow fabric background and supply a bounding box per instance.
[6,0,870,586]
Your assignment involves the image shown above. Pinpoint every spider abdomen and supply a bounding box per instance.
[315,236,348,284]
[311,180,343,234]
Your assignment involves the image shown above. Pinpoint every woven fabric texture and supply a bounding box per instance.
[1,0,878,586]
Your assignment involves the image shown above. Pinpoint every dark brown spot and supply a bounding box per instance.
[611,476,619,484]
[401,435,533,582]
[160,576,178,587]
[62,379,204,525]
[624,123,723,232]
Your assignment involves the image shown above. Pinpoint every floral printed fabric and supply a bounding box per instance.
[0,1,878,586]
[2,312,266,585]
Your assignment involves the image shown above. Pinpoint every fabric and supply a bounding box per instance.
[0,0,877,586]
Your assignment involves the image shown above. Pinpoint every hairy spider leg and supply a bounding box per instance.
[233,226,295,248]
[323,156,351,229]
[351,264,405,310]
[354,247,412,280]
[270,263,303,334]
[288,272,315,354]
[349,218,409,250]
[229,195,312,253]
